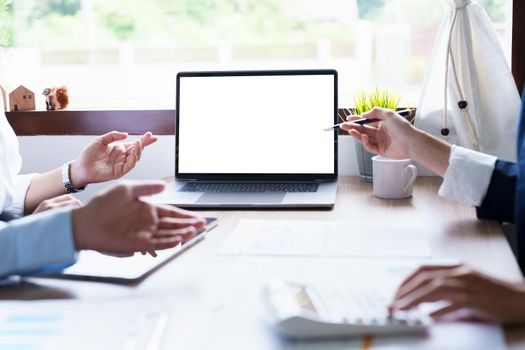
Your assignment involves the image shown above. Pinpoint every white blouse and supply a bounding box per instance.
[439,145,498,207]
[0,98,35,217]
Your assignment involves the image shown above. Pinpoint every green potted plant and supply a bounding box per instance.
[342,87,413,182]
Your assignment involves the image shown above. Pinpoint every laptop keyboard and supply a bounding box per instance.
[180,182,319,193]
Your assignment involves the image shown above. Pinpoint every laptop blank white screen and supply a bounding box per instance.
[178,74,335,174]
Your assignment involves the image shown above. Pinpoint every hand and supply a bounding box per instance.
[71,181,206,257]
[33,194,83,214]
[389,263,525,324]
[339,107,417,160]
[70,131,158,188]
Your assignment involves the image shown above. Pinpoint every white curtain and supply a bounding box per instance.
[415,0,520,162]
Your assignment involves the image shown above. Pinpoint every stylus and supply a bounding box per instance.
[323,109,413,131]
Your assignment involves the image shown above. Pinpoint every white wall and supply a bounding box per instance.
[17,135,434,201]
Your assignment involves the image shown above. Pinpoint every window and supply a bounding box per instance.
[0,0,512,110]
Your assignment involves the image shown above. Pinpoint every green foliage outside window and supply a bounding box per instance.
[34,0,81,17]
[0,0,508,51]
[0,0,13,48]
[478,0,507,22]
[3,0,356,49]
[356,0,385,20]
[104,11,135,42]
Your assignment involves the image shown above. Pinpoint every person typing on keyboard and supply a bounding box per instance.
[340,100,525,324]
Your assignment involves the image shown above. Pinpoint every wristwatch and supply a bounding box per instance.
[62,162,85,193]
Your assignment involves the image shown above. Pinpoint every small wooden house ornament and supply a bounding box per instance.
[0,84,7,112]
[9,85,35,112]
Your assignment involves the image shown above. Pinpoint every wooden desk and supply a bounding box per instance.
[1,177,524,348]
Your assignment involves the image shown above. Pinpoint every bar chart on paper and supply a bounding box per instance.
[0,298,169,350]
[219,219,431,258]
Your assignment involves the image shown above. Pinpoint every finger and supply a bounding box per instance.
[158,217,206,230]
[361,107,393,121]
[340,122,366,133]
[129,181,166,198]
[45,199,82,210]
[63,199,83,209]
[97,131,128,146]
[430,303,469,319]
[349,130,379,154]
[346,115,362,121]
[122,149,138,175]
[140,132,158,148]
[154,227,197,242]
[156,204,205,221]
[58,196,83,207]
[50,194,77,203]
[392,281,467,311]
[341,123,378,138]
[148,250,158,258]
[135,139,143,161]
[151,236,185,250]
[395,267,476,302]
[395,264,464,296]
[361,134,379,154]
[360,134,380,154]
[348,129,364,142]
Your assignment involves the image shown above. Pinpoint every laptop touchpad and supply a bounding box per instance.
[196,192,285,204]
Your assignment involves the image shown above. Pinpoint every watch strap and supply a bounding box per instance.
[62,162,85,193]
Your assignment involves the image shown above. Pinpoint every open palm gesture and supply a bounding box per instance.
[72,181,206,257]
[70,131,158,188]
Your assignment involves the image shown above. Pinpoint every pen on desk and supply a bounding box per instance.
[323,109,413,131]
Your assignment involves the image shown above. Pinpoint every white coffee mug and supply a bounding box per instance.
[372,156,418,199]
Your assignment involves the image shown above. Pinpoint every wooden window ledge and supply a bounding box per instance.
[6,110,175,136]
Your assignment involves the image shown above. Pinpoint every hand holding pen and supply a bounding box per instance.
[323,109,413,131]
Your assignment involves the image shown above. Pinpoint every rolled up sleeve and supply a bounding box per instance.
[438,145,497,206]
[9,173,38,218]
[0,208,77,277]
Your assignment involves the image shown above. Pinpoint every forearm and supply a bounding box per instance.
[0,209,77,277]
[24,167,67,213]
[408,128,451,177]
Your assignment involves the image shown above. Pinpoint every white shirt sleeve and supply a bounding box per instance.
[8,173,38,218]
[438,145,497,206]
[0,208,77,277]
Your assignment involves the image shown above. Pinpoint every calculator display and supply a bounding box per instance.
[290,285,319,315]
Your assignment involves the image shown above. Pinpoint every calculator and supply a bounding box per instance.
[262,280,431,340]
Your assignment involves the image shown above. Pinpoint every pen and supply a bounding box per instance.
[323,109,413,131]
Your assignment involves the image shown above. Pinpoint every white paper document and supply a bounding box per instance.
[219,219,431,258]
[0,297,170,350]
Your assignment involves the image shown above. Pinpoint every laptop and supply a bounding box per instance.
[149,69,338,208]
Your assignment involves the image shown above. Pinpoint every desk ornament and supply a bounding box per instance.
[43,85,69,111]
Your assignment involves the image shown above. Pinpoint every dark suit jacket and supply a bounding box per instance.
[476,91,525,273]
